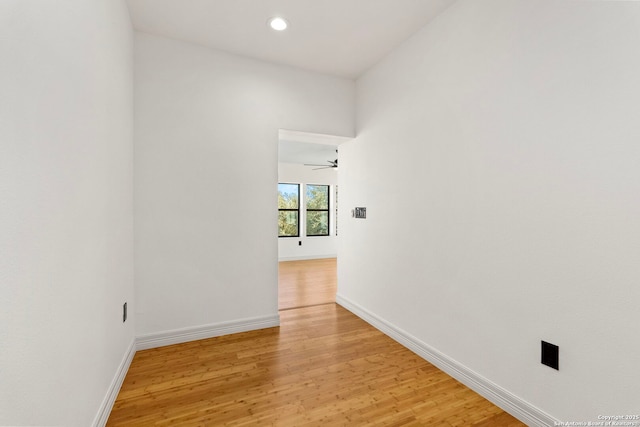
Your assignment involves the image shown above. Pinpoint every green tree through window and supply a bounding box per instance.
[306,184,329,236]
[278,183,299,237]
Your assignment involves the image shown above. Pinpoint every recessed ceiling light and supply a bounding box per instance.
[268,17,288,31]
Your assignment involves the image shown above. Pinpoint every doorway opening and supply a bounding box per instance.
[277,130,350,310]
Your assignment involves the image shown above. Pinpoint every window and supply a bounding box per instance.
[278,183,299,237]
[306,184,330,236]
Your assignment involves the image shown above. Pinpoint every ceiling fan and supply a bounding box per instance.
[304,148,338,170]
[304,158,338,170]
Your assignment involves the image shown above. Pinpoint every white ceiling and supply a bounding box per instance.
[278,140,338,166]
[278,130,351,165]
[126,0,457,78]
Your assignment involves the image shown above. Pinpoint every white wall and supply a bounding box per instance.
[278,163,338,260]
[0,1,134,426]
[339,0,640,423]
[135,33,354,336]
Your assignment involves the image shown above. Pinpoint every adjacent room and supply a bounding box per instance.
[277,131,344,311]
[2,1,639,426]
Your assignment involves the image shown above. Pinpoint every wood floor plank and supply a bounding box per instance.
[278,258,336,310]
[107,304,524,426]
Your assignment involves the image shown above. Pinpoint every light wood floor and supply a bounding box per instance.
[278,258,337,310]
[107,303,524,426]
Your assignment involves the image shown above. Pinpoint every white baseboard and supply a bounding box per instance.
[336,294,559,427]
[136,314,281,351]
[92,338,136,427]
[278,254,337,262]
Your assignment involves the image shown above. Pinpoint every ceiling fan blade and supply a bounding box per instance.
[304,163,329,167]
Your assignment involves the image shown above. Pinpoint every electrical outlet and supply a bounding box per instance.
[541,341,559,370]
[299,241,302,246]
[123,302,127,323]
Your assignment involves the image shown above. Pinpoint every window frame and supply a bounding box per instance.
[305,184,330,237]
[278,183,300,238]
